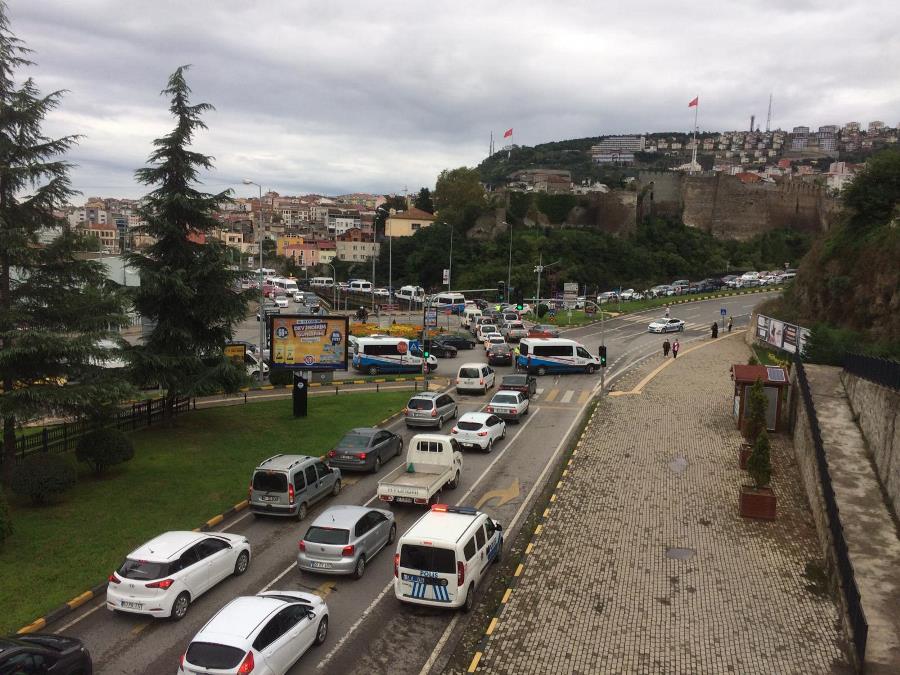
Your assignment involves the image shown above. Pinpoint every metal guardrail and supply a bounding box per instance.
[795,357,868,665]
[12,396,191,462]
[843,353,900,391]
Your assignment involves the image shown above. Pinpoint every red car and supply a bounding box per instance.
[527,324,561,338]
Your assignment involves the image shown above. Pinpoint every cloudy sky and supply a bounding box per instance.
[9,0,900,200]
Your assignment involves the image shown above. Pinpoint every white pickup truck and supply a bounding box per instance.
[377,434,463,506]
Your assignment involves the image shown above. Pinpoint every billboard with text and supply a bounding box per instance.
[268,314,349,370]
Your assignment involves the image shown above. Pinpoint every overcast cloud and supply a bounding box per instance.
[9,0,900,200]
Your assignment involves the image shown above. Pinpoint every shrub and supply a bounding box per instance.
[11,453,77,505]
[747,429,772,489]
[0,488,12,548]
[536,303,549,319]
[268,369,294,386]
[744,379,768,444]
[76,428,135,476]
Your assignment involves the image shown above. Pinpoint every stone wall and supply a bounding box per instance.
[841,372,900,519]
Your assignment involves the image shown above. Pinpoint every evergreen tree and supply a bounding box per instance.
[0,2,130,482]
[127,67,248,419]
[414,187,434,213]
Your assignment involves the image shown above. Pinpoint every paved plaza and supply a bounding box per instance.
[472,335,851,674]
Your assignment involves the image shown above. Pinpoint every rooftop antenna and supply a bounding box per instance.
[765,93,773,132]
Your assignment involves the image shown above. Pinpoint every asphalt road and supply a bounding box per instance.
[54,292,774,675]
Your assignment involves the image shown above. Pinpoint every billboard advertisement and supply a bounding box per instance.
[268,314,349,371]
[756,314,810,357]
[757,314,769,340]
[766,319,784,349]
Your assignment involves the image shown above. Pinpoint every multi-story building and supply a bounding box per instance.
[385,208,436,238]
[327,209,362,237]
[868,121,885,134]
[590,135,646,164]
[85,223,119,253]
[335,240,380,263]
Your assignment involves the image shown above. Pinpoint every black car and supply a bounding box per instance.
[434,334,476,350]
[500,373,538,398]
[487,343,513,366]
[0,634,92,674]
[427,340,458,358]
[326,427,403,473]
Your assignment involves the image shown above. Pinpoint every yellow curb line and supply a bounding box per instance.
[501,588,512,604]
[614,330,748,396]
[514,564,524,577]
[542,508,550,518]
[468,652,482,673]
[550,494,557,502]
[486,618,498,636]
[206,514,224,528]
[526,543,534,554]
[66,591,93,610]
[234,500,249,512]
[260,385,274,390]
[16,618,46,635]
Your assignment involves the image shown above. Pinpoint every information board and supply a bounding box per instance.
[563,282,578,309]
[224,344,246,365]
[268,314,349,371]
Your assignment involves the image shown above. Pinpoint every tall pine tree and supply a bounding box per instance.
[0,2,131,482]
[127,67,248,419]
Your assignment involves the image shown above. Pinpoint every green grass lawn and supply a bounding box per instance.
[0,391,409,635]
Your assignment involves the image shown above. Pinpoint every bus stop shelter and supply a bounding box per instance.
[730,364,789,433]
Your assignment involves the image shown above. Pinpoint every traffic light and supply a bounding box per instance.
[423,339,431,359]
[515,288,524,311]
[599,345,607,368]
[497,281,505,302]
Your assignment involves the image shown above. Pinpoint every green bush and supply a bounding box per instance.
[0,488,12,548]
[536,303,549,319]
[804,323,861,365]
[268,369,294,386]
[76,428,135,476]
[744,379,768,444]
[747,429,772,489]
[11,453,77,505]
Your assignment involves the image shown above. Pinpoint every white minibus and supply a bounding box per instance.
[349,279,373,293]
[516,337,600,375]
[310,276,334,288]
[352,337,423,375]
[432,292,466,315]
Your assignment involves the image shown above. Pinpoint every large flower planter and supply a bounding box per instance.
[739,486,777,520]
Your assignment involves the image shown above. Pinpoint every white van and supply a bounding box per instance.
[397,285,425,303]
[432,292,466,315]
[456,362,495,394]
[394,504,503,612]
[310,276,334,289]
[274,277,299,294]
[349,279,373,293]
[517,337,600,375]
[353,337,424,375]
[462,307,482,329]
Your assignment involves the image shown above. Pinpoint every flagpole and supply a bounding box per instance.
[691,97,699,173]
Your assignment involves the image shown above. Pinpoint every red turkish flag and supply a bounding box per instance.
[503,128,513,138]
[688,97,699,107]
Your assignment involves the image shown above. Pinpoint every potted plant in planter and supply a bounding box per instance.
[740,430,776,519]
[740,379,767,468]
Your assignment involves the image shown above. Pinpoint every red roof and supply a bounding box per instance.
[731,364,788,386]
[735,172,763,184]
[389,207,435,221]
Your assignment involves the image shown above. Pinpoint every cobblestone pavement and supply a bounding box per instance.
[473,336,850,675]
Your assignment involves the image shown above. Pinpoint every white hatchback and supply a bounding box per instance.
[107,531,251,621]
[274,295,289,308]
[178,591,328,675]
[483,333,506,350]
[451,412,506,452]
[456,363,495,395]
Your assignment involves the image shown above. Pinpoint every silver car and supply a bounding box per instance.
[297,505,396,579]
[404,392,458,428]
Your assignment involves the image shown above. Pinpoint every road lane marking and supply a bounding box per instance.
[317,580,395,670]
[560,390,574,403]
[501,589,512,604]
[485,618,498,636]
[468,652,482,673]
[544,388,559,402]
[56,603,104,633]
[514,564,524,577]
[130,621,151,637]
[535,388,544,395]
[259,562,296,592]
[577,391,591,405]
[475,479,520,509]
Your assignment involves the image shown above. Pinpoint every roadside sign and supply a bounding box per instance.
[268,314,349,371]
[425,308,438,327]
[224,344,245,364]
[563,282,578,309]
[721,307,727,316]
[442,269,450,284]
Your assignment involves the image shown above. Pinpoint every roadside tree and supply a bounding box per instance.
[0,4,131,483]
[127,67,249,420]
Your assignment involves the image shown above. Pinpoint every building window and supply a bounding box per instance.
[411,223,420,230]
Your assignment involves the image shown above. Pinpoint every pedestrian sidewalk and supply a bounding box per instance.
[471,337,850,674]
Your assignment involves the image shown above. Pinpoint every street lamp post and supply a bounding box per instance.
[447,224,454,291]
[505,221,512,304]
[533,253,560,309]
[243,179,265,382]
[324,262,337,310]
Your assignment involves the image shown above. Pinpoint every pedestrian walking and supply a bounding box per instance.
[664,305,670,318]
[662,339,671,357]
[711,322,719,339]
[672,339,680,359]
[727,316,733,333]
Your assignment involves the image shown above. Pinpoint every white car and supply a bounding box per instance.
[648,318,685,333]
[274,295,289,308]
[456,362,495,394]
[178,591,328,675]
[374,287,390,298]
[476,324,499,342]
[486,390,530,423]
[451,412,506,452]
[107,531,251,621]
[484,333,506,350]
[619,288,636,301]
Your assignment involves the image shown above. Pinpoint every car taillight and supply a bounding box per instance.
[108,573,120,584]
[180,652,186,669]
[237,651,254,674]
[394,553,400,577]
[356,452,367,460]
[327,450,336,458]
[288,483,295,505]
[431,408,437,417]
[298,540,306,551]
[342,545,355,557]
[457,560,465,587]
[486,406,493,413]
[145,578,174,590]
[477,431,488,437]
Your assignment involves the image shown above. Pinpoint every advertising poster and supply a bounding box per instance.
[767,319,784,349]
[268,315,349,370]
[757,314,770,340]
[224,343,246,364]
[798,327,811,356]
[782,324,798,354]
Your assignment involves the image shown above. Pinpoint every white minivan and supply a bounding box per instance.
[349,279,373,293]
[517,338,600,375]
[432,292,466,314]
[394,504,503,612]
[462,308,482,329]
[456,362,495,394]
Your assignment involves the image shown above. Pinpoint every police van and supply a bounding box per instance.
[394,504,502,612]
[396,285,425,304]
[517,337,600,375]
[431,292,466,315]
[352,336,424,375]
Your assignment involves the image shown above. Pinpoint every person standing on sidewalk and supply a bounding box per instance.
[663,339,671,357]
[672,339,680,358]
[711,322,719,339]
[728,316,733,333]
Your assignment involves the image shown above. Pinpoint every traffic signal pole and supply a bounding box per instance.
[586,299,606,392]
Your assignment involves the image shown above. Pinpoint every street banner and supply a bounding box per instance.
[268,314,349,370]
[425,308,438,327]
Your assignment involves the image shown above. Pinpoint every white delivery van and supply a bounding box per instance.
[394,504,503,612]
[349,279,373,293]
[432,292,466,315]
[517,338,600,375]
[462,307,482,329]
[397,285,426,303]
[310,276,334,288]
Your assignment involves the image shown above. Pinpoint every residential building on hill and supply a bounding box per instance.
[385,207,435,237]
[591,135,645,164]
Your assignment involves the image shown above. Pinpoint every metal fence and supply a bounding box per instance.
[12,396,191,462]
[795,357,868,665]
[843,353,900,391]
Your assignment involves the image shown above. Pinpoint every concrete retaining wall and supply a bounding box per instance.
[841,372,900,519]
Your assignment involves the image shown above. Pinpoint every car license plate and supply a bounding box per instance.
[121,601,143,610]
[310,561,333,569]
[394,496,414,504]
[260,495,278,502]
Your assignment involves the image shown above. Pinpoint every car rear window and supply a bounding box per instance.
[117,559,171,581]
[304,527,350,545]
[493,394,518,405]
[457,421,483,431]
[253,471,288,492]
[406,398,434,410]
[459,368,479,378]
[502,376,525,386]
[338,433,370,448]
[186,642,247,670]
[400,544,456,573]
